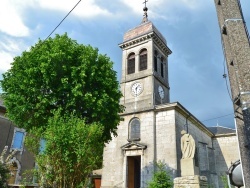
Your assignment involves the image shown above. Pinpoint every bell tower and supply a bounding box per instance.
[119,5,172,114]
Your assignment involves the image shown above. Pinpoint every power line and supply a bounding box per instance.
[2,0,82,62]
[220,27,233,103]
[45,0,82,41]
[201,113,234,122]
[0,1,82,119]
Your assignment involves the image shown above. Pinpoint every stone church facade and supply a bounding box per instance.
[100,11,240,188]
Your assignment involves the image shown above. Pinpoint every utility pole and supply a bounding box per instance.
[214,0,250,185]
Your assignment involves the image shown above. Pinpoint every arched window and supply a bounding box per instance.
[139,49,147,71]
[127,53,135,74]
[154,50,158,72]
[8,158,21,184]
[129,118,140,141]
[8,162,18,184]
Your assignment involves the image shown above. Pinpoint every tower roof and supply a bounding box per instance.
[120,21,171,56]
[123,1,166,44]
[123,21,166,44]
[119,1,171,56]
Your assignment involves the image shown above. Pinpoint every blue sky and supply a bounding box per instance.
[0,0,249,128]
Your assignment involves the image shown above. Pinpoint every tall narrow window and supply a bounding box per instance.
[139,49,147,71]
[198,142,209,171]
[11,128,26,152]
[12,132,24,149]
[127,53,135,74]
[154,50,158,72]
[161,59,164,78]
[129,118,140,141]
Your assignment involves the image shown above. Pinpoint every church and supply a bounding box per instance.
[99,4,240,188]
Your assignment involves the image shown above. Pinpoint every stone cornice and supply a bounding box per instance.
[119,31,172,56]
[120,102,214,137]
[119,32,153,49]
[212,133,237,138]
[121,142,147,151]
[155,102,215,137]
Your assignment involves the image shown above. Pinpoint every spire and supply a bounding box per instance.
[142,0,148,23]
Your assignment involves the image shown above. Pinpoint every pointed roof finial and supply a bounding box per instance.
[142,0,148,23]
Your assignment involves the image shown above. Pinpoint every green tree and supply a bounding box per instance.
[148,161,173,188]
[35,111,104,188]
[1,33,123,142]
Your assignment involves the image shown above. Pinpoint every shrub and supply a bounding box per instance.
[148,161,173,188]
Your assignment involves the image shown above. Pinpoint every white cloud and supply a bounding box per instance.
[0,51,13,72]
[121,0,209,16]
[120,0,166,15]
[0,0,30,37]
[0,0,113,38]
[0,38,21,52]
[0,37,29,73]
[36,0,112,18]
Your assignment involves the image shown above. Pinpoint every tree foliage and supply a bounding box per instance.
[35,111,104,188]
[148,161,173,188]
[0,163,9,188]
[1,33,123,142]
[0,147,11,188]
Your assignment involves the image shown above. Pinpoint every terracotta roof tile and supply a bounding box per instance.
[123,21,166,43]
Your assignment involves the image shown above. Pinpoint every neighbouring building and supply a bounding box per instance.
[0,99,36,187]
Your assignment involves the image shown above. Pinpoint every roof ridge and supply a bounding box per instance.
[209,125,235,130]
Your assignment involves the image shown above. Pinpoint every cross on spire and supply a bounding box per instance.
[142,0,148,23]
[143,0,148,8]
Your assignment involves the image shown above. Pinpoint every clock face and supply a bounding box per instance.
[158,85,164,99]
[131,82,143,96]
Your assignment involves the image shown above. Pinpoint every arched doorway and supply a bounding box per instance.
[7,158,21,185]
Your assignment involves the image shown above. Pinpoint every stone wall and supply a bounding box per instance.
[174,175,208,188]
[101,111,156,187]
[101,103,240,187]
[213,134,240,187]
[155,109,178,177]
[174,108,218,186]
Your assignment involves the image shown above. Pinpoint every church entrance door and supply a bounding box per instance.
[127,156,141,188]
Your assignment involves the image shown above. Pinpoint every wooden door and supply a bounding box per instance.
[127,156,141,188]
